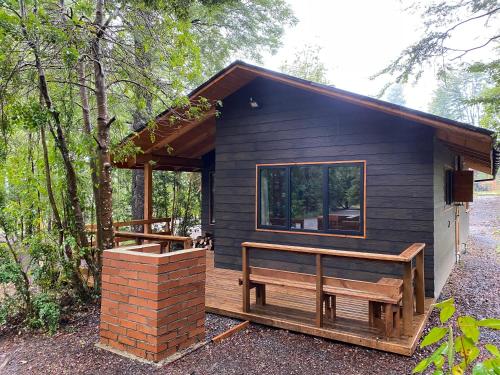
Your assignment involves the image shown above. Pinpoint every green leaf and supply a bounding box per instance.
[434,354,445,369]
[435,297,454,309]
[413,343,448,373]
[440,303,456,323]
[458,316,480,342]
[432,371,444,375]
[472,362,487,375]
[421,327,449,348]
[448,325,455,370]
[413,357,431,373]
[485,344,500,358]
[477,319,500,330]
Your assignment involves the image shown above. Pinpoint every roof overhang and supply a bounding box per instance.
[114,61,497,175]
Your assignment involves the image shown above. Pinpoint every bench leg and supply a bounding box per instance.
[392,304,401,338]
[324,295,336,321]
[384,303,393,338]
[369,301,383,328]
[256,284,266,306]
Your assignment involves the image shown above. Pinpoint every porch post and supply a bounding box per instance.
[143,162,153,234]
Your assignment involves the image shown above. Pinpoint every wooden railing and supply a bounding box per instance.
[241,242,425,336]
[86,217,171,233]
[114,231,192,251]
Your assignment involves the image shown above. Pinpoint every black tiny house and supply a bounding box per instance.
[116,61,498,299]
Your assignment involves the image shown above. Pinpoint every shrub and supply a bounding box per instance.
[29,293,60,335]
[413,298,500,374]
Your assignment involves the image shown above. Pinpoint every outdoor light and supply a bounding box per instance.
[249,97,260,108]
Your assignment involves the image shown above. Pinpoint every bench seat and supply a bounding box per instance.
[243,273,402,305]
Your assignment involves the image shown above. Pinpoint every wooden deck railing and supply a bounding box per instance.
[241,242,425,336]
[114,231,192,251]
[86,217,171,233]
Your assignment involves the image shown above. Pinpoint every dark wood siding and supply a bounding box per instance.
[213,78,436,296]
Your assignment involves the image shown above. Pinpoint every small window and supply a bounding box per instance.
[328,165,362,232]
[209,171,215,224]
[257,161,365,237]
[259,167,288,228]
[290,165,323,230]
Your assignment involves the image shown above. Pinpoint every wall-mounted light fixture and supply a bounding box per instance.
[249,97,260,109]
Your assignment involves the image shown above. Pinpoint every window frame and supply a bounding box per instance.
[209,171,215,224]
[255,160,366,238]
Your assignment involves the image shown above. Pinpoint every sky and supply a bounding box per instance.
[247,0,494,112]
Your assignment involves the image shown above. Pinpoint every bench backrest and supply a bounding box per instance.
[250,266,402,299]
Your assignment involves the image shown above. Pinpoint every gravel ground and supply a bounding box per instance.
[0,196,498,375]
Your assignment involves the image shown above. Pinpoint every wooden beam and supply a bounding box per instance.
[415,249,425,314]
[402,262,414,336]
[242,242,425,263]
[242,246,250,313]
[315,254,323,328]
[212,321,250,343]
[143,109,216,155]
[143,162,152,234]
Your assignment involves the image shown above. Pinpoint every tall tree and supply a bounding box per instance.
[280,44,331,84]
[384,84,407,106]
[429,70,487,126]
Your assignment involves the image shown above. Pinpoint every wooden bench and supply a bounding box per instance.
[241,242,425,337]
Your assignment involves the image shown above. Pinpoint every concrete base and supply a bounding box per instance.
[95,341,208,367]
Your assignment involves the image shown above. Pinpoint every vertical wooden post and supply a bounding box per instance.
[415,249,425,314]
[242,246,250,313]
[143,162,153,234]
[402,261,414,336]
[315,254,323,328]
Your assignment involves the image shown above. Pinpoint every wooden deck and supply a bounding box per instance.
[205,251,433,356]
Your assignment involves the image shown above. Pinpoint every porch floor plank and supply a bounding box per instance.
[205,251,433,356]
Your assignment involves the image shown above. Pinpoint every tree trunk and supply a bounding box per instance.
[40,123,64,245]
[77,59,102,281]
[19,0,88,296]
[92,0,114,259]
[130,30,153,232]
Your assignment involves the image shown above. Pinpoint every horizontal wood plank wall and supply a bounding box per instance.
[213,78,436,296]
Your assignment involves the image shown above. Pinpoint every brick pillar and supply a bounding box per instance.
[99,244,206,362]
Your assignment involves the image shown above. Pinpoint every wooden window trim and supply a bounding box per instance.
[255,160,367,239]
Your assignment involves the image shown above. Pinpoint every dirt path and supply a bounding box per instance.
[0,196,498,375]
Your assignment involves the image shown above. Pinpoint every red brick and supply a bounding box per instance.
[118,335,136,347]
[108,339,125,352]
[119,318,137,330]
[108,323,127,336]
[137,341,157,352]
[127,346,146,358]
[101,329,118,341]
[127,329,148,342]
[126,312,149,324]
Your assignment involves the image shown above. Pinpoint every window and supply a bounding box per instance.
[259,167,288,227]
[209,171,215,224]
[257,161,365,237]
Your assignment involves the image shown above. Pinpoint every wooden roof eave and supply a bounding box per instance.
[114,61,496,173]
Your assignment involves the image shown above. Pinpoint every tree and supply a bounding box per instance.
[0,0,296,306]
[376,1,499,135]
[128,0,297,226]
[429,70,488,126]
[384,84,407,106]
[280,44,331,84]
[377,1,499,84]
